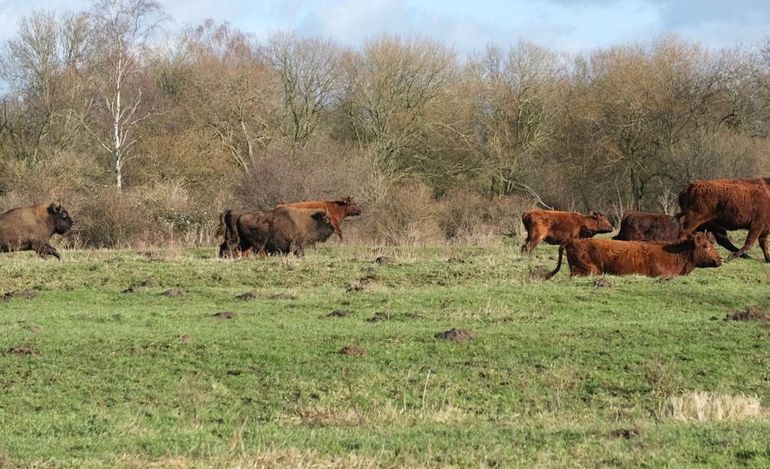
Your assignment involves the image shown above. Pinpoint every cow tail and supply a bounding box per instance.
[223,210,240,249]
[521,212,532,231]
[677,188,687,211]
[544,243,566,280]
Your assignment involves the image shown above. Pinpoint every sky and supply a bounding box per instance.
[1,0,769,55]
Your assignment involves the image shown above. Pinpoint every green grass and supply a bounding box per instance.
[1,242,770,467]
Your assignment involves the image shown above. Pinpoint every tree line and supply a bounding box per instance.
[2,0,769,247]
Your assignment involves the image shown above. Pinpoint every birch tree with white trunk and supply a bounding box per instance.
[83,0,166,189]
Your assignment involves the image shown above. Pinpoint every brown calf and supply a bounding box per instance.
[521,210,613,254]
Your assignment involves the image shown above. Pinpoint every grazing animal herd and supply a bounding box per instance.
[1,178,769,281]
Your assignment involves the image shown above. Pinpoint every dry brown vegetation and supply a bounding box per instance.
[661,392,764,422]
[2,2,770,247]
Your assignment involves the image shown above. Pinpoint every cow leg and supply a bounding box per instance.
[729,228,761,261]
[712,229,751,259]
[31,241,60,260]
[759,234,770,263]
[521,226,544,255]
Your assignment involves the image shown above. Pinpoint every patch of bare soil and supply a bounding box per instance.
[270,292,298,300]
[366,312,389,322]
[22,324,42,333]
[435,328,476,342]
[178,335,193,344]
[7,345,39,356]
[593,278,613,288]
[2,289,38,300]
[162,288,185,297]
[346,272,379,292]
[122,278,159,293]
[529,265,554,280]
[322,310,354,318]
[339,345,366,356]
[211,311,238,320]
[366,311,422,323]
[608,427,640,439]
[723,308,770,322]
[235,291,263,301]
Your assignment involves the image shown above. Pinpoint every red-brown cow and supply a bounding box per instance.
[277,196,361,241]
[613,210,748,258]
[678,178,770,262]
[545,232,722,279]
[521,210,613,254]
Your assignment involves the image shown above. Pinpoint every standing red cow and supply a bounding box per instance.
[677,178,770,262]
[521,210,614,254]
[277,196,362,241]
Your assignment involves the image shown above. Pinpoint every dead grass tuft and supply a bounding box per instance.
[661,391,763,422]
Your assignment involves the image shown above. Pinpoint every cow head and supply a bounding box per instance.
[337,196,362,218]
[48,202,73,235]
[588,212,614,233]
[690,231,722,268]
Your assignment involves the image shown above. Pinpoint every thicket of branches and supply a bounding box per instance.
[2,0,770,247]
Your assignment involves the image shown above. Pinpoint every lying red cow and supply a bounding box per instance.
[277,196,361,241]
[545,232,722,279]
[521,210,614,254]
[678,178,770,262]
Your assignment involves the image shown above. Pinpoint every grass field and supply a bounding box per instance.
[1,242,770,467]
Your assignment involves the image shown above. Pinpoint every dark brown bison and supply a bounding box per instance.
[277,196,362,241]
[521,210,614,254]
[216,210,252,258]
[220,207,335,257]
[0,202,73,260]
[612,210,747,258]
[678,178,770,262]
[545,232,722,279]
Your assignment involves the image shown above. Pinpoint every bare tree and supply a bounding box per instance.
[180,21,279,172]
[0,11,93,164]
[469,42,563,196]
[342,36,456,178]
[266,33,343,144]
[81,0,166,189]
